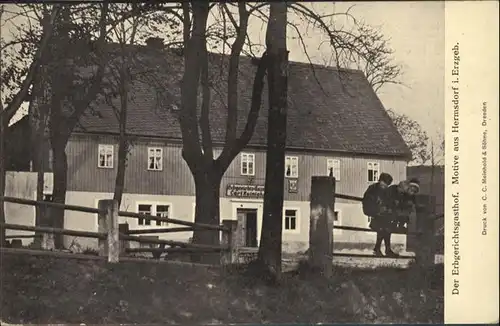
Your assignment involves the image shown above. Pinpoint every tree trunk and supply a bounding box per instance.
[113,136,128,208]
[191,169,222,264]
[29,63,50,247]
[257,2,288,282]
[113,69,129,208]
[34,167,45,247]
[33,133,50,247]
[49,138,68,249]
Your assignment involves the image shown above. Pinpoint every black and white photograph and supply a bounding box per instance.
[0,1,497,325]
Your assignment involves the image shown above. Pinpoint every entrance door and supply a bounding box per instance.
[236,208,258,248]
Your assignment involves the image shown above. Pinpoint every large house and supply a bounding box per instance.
[5,39,411,253]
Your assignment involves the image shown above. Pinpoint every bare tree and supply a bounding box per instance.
[44,3,109,248]
[387,108,430,165]
[0,4,61,246]
[338,24,403,93]
[105,3,140,208]
[1,2,185,248]
[240,3,406,277]
[103,3,184,208]
[177,3,268,263]
[150,3,405,266]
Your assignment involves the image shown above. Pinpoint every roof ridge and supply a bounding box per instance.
[104,42,365,76]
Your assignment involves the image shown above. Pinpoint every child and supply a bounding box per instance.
[388,178,420,231]
[362,173,396,256]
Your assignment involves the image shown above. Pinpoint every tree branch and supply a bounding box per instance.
[199,44,213,161]
[179,2,209,169]
[65,2,109,134]
[287,2,404,92]
[1,5,60,124]
[223,2,248,151]
[181,2,191,46]
[221,3,239,31]
[216,51,269,171]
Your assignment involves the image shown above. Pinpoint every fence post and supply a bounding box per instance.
[98,199,119,263]
[308,176,335,278]
[119,223,130,256]
[221,220,238,265]
[415,195,436,269]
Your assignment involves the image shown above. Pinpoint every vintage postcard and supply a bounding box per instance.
[0,1,498,325]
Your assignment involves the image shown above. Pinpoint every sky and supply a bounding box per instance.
[4,2,445,144]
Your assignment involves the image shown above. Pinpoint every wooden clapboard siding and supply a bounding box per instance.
[67,134,195,196]
[221,149,407,202]
[66,134,407,199]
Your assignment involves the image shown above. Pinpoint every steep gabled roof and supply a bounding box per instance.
[75,44,411,159]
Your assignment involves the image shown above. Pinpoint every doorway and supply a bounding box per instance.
[236,208,258,248]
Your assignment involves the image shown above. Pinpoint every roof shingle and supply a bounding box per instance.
[75,45,411,159]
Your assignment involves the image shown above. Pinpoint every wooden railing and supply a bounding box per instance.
[0,196,236,265]
[1,189,441,268]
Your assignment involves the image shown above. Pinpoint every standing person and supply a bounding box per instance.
[362,173,396,257]
[388,178,421,232]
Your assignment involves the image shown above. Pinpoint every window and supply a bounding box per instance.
[137,203,171,226]
[327,159,340,180]
[284,209,297,231]
[148,147,163,171]
[98,144,114,168]
[241,153,255,176]
[285,156,298,178]
[156,205,169,226]
[367,162,380,182]
[333,210,342,235]
[138,204,152,226]
[333,211,339,222]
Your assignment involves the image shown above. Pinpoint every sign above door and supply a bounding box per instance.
[226,184,265,199]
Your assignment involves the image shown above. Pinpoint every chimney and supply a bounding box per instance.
[146,37,164,50]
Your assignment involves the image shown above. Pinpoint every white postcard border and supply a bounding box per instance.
[444,1,499,323]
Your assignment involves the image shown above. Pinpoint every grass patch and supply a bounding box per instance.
[0,252,443,324]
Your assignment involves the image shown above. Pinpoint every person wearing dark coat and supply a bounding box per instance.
[387,178,421,231]
[362,172,395,257]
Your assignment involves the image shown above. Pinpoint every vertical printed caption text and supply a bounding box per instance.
[450,42,461,296]
[450,42,491,297]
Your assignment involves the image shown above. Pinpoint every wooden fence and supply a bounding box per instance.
[2,182,443,269]
[0,196,235,265]
[333,189,443,266]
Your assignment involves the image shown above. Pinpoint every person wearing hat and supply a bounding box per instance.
[362,172,394,256]
[387,178,421,232]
